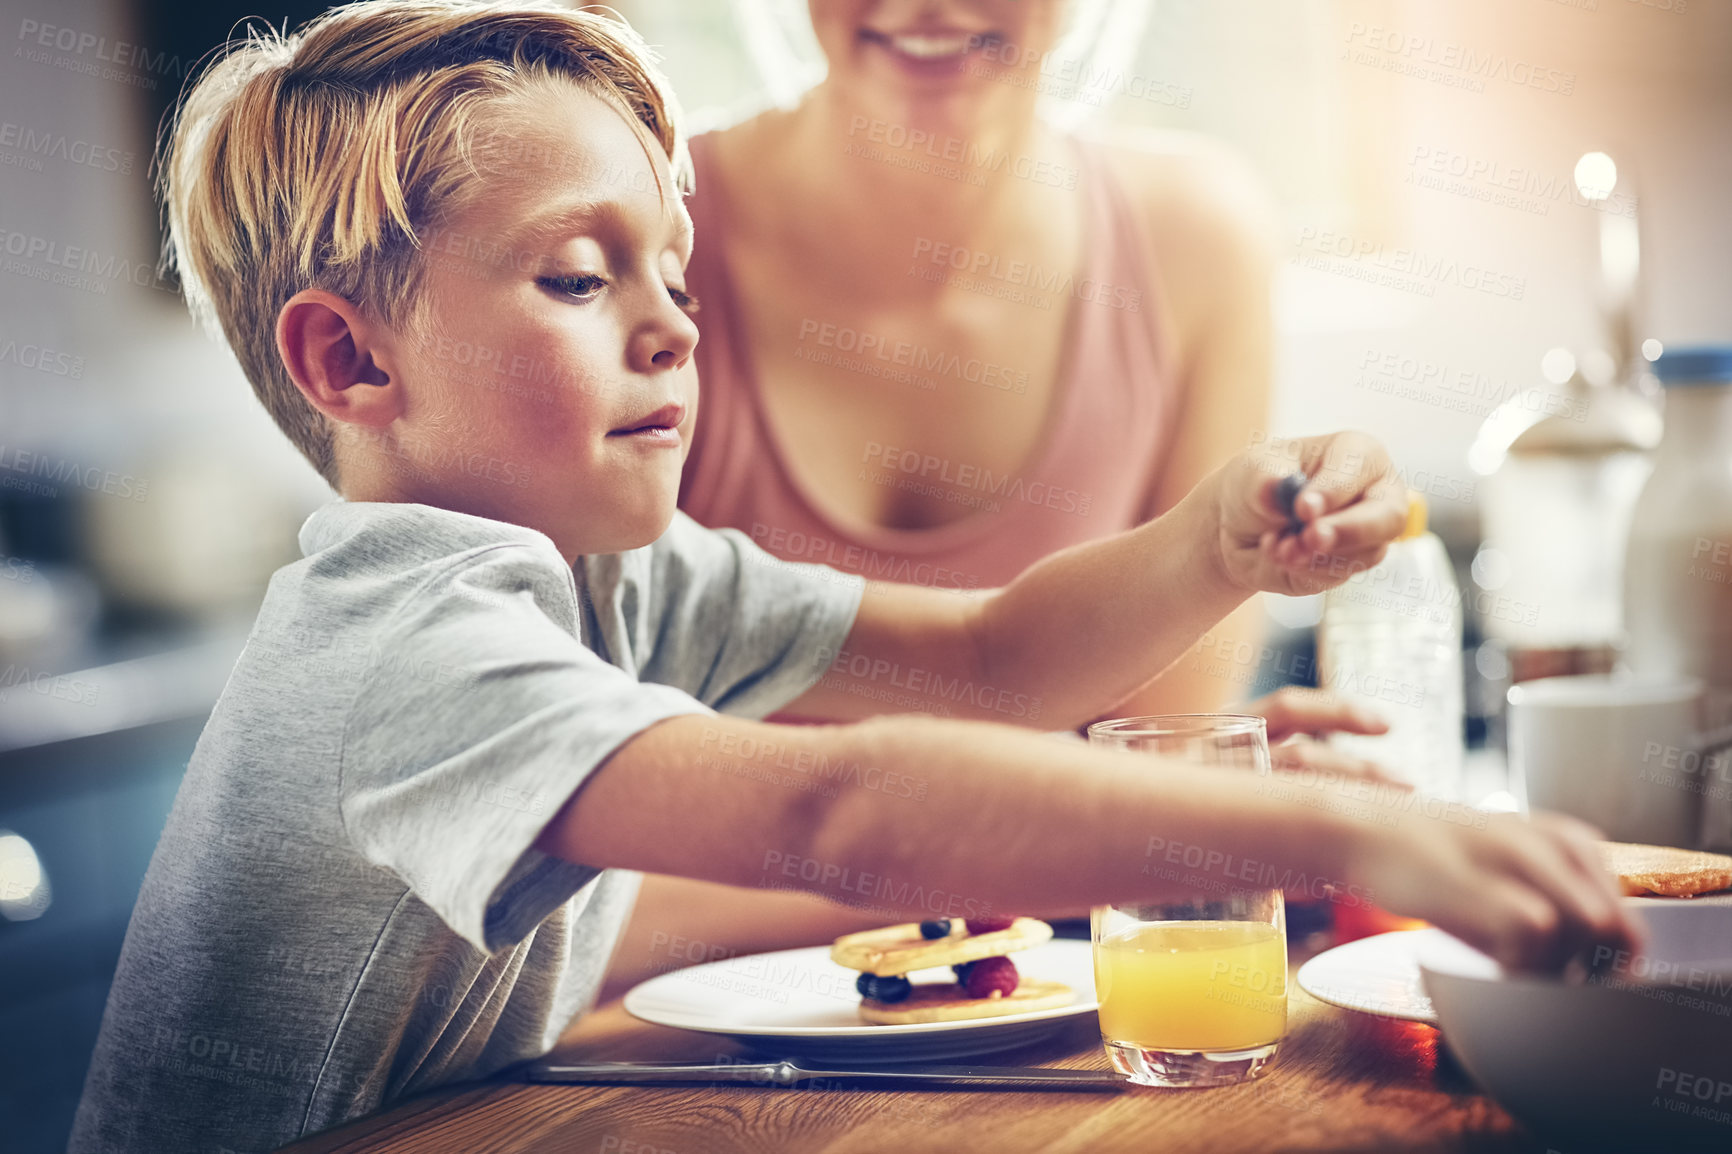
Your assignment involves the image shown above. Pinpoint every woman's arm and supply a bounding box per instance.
[1096,132,1394,764]
[1106,132,1279,718]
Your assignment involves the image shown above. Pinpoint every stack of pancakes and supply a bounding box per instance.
[830,917,1076,1024]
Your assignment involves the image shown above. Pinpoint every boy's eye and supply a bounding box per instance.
[537,275,699,317]
[538,273,606,301]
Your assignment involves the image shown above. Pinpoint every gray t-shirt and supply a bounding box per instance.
[68,502,862,1154]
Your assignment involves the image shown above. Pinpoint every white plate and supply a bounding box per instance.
[1296,929,1490,1024]
[623,938,1099,1062]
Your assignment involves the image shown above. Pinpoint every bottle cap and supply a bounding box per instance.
[1652,346,1732,387]
[1399,491,1428,540]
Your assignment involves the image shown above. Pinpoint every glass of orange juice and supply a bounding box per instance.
[1087,715,1286,1087]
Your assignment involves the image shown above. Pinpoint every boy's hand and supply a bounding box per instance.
[1210,431,1409,596]
[1349,810,1644,972]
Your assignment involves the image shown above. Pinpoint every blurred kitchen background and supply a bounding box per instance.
[0,0,1727,1147]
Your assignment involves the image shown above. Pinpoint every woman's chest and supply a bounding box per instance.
[726,253,1080,531]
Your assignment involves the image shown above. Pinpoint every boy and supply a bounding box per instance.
[70,3,1635,1151]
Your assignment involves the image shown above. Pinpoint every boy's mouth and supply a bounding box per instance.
[608,402,686,444]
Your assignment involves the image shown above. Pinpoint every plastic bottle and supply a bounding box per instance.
[1317,493,1465,799]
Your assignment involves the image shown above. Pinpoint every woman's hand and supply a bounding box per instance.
[1252,685,1386,742]
[1247,686,1406,786]
[1208,430,1409,596]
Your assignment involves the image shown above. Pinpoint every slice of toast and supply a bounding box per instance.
[830,918,1053,977]
[859,979,1076,1025]
[1597,841,1732,898]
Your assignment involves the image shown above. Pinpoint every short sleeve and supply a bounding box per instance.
[339,543,708,954]
[632,512,864,714]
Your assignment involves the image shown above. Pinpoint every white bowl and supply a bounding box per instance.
[1422,898,1732,1152]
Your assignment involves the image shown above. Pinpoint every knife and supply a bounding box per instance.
[515,1058,1126,1090]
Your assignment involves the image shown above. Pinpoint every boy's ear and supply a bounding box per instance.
[275,290,402,427]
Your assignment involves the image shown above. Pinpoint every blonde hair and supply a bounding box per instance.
[162,1,687,487]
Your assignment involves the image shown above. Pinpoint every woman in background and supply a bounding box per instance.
[609,0,1386,987]
[681,0,1346,717]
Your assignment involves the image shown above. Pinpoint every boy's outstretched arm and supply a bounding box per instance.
[781,431,1407,728]
[537,711,1640,973]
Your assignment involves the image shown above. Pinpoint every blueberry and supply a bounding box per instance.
[1275,471,1308,526]
[859,974,913,1003]
[918,919,952,940]
[952,961,975,982]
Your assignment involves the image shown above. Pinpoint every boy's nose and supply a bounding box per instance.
[630,297,699,373]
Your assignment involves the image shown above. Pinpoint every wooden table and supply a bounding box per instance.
[280,946,1556,1154]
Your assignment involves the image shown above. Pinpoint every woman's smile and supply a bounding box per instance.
[857,25,1002,78]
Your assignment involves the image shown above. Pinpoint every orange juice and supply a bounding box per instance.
[1094,921,1287,1051]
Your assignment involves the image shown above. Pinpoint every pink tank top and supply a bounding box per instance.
[678,132,1181,591]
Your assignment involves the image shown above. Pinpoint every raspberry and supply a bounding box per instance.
[966,916,1016,934]
[918,919,952,940]
[962,955,1019,999]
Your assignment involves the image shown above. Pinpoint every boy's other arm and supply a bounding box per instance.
[535,711,1637,972]
[782,431,1405,729]
[780,488,1241,728]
